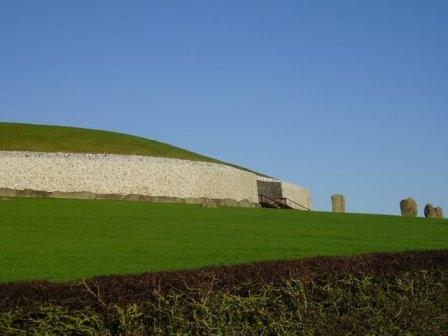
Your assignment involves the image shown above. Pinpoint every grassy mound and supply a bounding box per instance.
[1,250,447,335]
[0,122,260,174]
[1,197,447,283]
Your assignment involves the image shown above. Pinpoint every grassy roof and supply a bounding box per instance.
[0,122,263,175]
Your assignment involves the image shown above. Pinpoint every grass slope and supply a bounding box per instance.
[0,122,262,174]
[1,197,447,283]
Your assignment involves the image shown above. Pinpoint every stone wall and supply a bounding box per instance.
[280,181,312,210]
[0,151,259,202]
[0,151,312,209]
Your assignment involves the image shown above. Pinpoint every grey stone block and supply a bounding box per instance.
[238,199,252,208]
[17,189,50,198]
[49,191,96,199]
[184,197,202,205]
[200,199,217,208]
[140,195,154,202]
[221,198,239,207]
[122,194,142,201]
[0,188,18,197]
[95,193,123,201]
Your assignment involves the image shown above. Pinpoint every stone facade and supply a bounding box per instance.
[0,151,312,209]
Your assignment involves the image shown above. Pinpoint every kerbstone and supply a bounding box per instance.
[0,188,18,197]
[95,194,123,201]
[122,194,142,201]
[185,197,201,205]
[140,195,154,203]
[200,199,217,208]
[238,199,252,208]
[221,198,239,207]
[49,191,96,199]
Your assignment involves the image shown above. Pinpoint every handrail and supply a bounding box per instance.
[278,197,311,211]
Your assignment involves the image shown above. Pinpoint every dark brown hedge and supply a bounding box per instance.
[1,249,447,311]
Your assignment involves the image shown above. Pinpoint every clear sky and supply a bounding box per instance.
[1,1,447,215]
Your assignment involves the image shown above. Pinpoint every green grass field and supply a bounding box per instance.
[0,122,264,175]
[1,197,447,283]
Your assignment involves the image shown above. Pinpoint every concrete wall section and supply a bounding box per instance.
[0,151,259,202]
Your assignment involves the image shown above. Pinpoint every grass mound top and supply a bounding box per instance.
[0,122,259,173]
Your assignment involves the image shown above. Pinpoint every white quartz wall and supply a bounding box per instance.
[0,151,312,208]
[280,182,312,210]
[0,151,259,202]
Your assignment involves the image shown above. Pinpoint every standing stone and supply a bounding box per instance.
[400,198,418,217]
[434,207,444,218]
[424,204,437,218]
[331,194,345,213]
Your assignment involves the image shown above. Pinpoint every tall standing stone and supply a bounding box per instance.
[400,198,418,217]
[434,207,444,219]
[424,204,437,218]
[331,194,345,213]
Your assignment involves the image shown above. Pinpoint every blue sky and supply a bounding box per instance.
[1,0,447,215]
